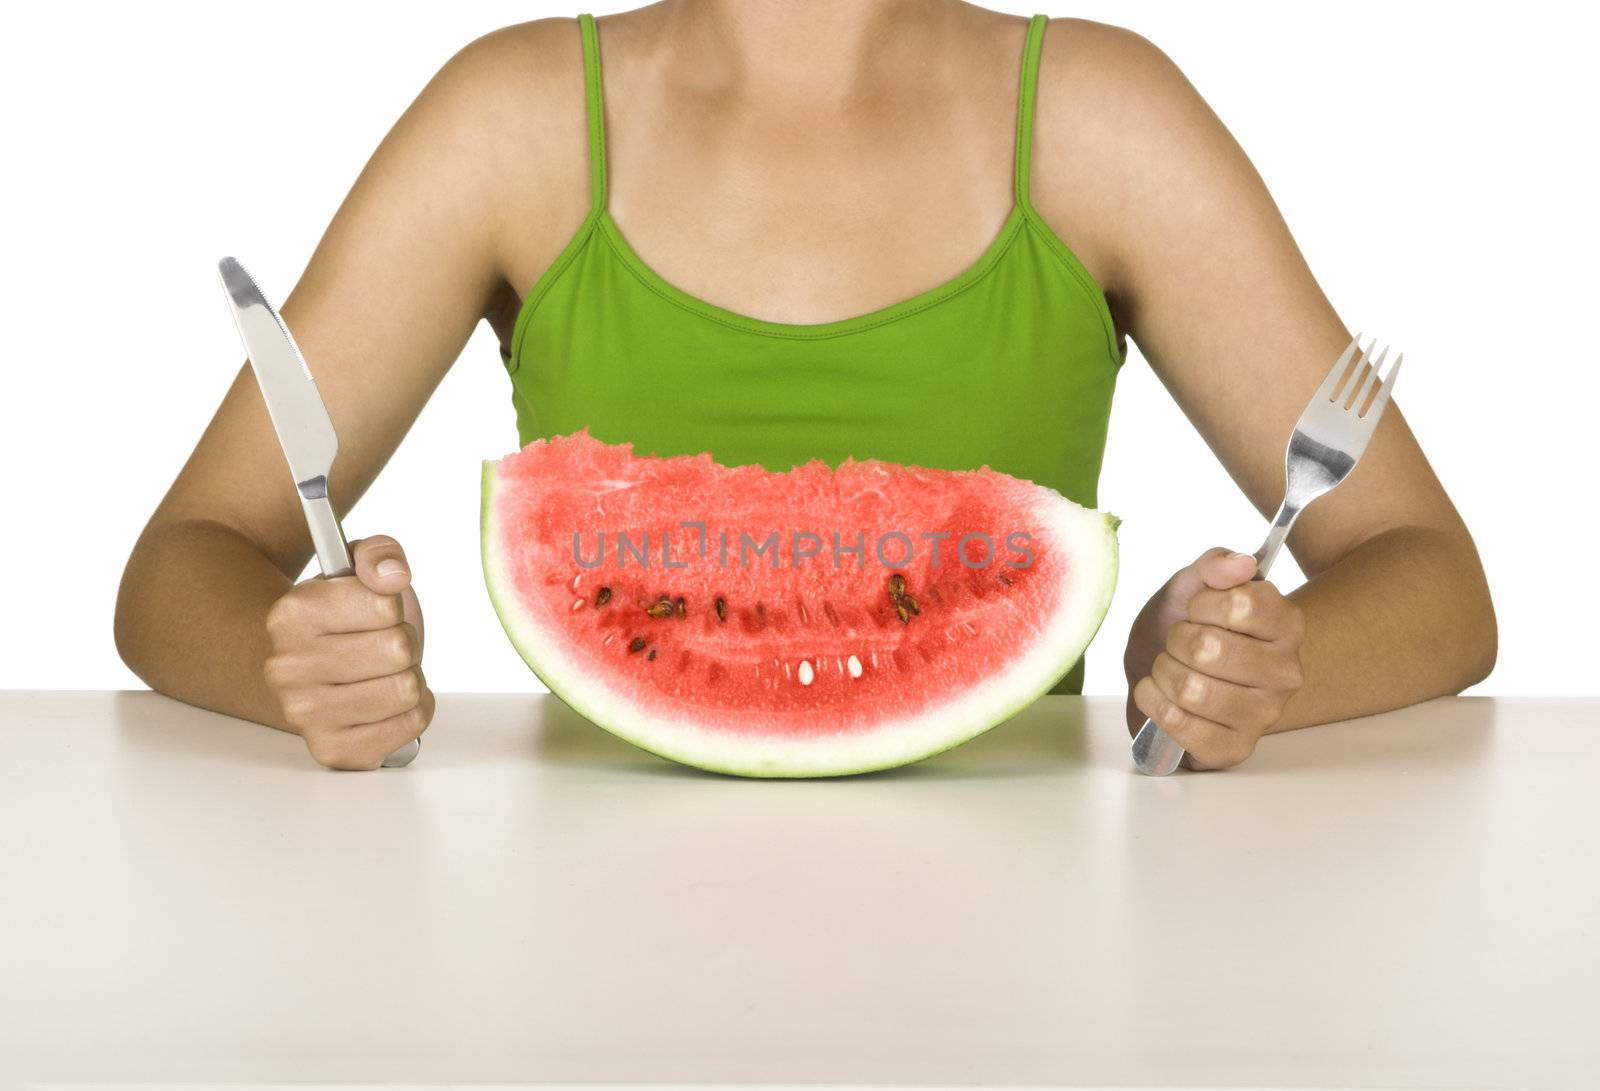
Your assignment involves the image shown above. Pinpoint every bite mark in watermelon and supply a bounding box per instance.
[481,431,1119,777]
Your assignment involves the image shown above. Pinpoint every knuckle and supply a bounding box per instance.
[1179,669,1209,710]
[279,692,319,731]
[1155,691,1190,735]
[264,596,299,642]
[1228,589,1254,626]
[355,534,399,557]
[1166,621,1196,660]
[1193,627,1224,668]
[1193,737,1248,772]
[304,735,339,767]
[392,668,422,708]
[1224,736,1257,768]
[1282,652,1306,690]
[309,739,362,771]
[377,593,405,628]
[1254,692,1285,732]
[385,627,416,671]
[262,653,293,690]
[1134,677,1163,722]
[1182,589,1215,624]
[305,730,385,772]
[397,702,429,736]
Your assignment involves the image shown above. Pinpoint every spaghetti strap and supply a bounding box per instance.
[577,13,608,215]
[1014,13,1048,212]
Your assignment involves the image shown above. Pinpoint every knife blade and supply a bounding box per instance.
[216,256,420,769]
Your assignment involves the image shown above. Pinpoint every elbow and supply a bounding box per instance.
[1453,547,1498,692]
[113,550,154,684]
[112,566,141,677]
[1462,599,1498,690]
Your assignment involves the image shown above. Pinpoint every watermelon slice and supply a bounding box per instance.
[481,431,1119,777]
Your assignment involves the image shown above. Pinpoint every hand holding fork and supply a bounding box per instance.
[1130,333,1403,776]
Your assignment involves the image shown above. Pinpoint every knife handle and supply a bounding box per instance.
[297,476,421,769]
[298,476,353,577]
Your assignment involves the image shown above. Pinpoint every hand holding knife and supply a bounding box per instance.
[216,256,422,769]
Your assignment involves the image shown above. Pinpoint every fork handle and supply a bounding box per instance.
[1130,502,1302,776]
[1250,500,1300,581]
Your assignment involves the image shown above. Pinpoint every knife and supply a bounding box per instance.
[216,256,421,769]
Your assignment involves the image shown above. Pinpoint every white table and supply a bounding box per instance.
[0,691,1593,1090]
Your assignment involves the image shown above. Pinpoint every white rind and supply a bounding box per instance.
[481,461,1119,778]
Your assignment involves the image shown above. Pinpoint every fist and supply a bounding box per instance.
[1124,546,1305,770]
[262,535,434,770]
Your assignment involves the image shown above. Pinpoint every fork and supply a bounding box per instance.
[1129,333,1404,776]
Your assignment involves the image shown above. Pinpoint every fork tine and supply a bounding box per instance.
[1318,333,1364,402]
[1365,351,1403,418]
[1340,335,1377,402]
[1348,344,1390,412]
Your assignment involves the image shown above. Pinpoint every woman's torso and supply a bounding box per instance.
[489,7,1125,693]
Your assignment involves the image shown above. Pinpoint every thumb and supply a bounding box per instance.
[350,535,413,598]
[1162,546,1257,611]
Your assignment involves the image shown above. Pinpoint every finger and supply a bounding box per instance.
[287,667,425,733]
[1194,548,1259,591]
[270,622,422,686]
[285,575,407,636]
[315,687,435,771]
[399,581,425,652]
[351,535,413,597]
[1187,582,1302,642]
[1133,676,1254,771]
[1151,651,1280,736]
[1156,546,1226,615]
[1166,620,1304,690]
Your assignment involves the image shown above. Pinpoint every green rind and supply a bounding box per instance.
[480,459,1119,778]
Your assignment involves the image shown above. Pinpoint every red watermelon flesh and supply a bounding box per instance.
[481,430,1119,777]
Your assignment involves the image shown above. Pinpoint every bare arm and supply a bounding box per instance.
[114,26,543,735]
[1033,22,1496,764]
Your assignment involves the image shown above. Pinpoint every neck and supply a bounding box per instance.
[658,0,956,106]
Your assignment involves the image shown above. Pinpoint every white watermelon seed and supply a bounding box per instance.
[798,659,815,686]
[571,598,585,612]
[847,654,863,679]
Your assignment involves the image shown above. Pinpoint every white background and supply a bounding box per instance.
[2,1,1594,696]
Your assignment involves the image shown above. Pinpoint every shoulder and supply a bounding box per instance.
[387,18,593,283]
[405,18,586,161]
[1036,18,1202,125]
[1030,18,1248,297]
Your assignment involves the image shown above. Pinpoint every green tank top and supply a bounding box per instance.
[499,11,1125,694]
